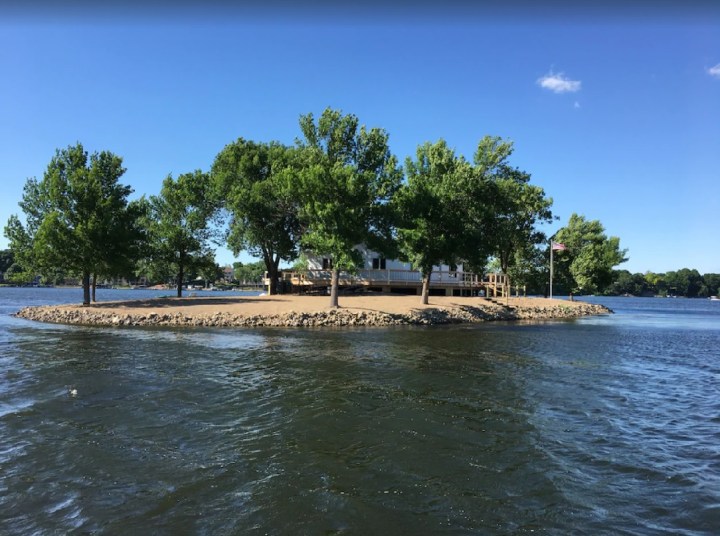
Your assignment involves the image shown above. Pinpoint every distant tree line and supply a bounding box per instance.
[3,107,627,306]
[606,269,720,298]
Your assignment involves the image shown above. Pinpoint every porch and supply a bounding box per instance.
[265,269,508,297]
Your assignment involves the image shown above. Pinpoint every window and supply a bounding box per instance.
[372,257,386,270]
[322,258,333,270]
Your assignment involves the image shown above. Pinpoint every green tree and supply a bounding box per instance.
[0,249,13,275]
[476,138,554,297]
[3,217,33,282]
[145,171,220,297]
[459,136,513,273]
[297,108,401,307]
[665,268,703,297]
[506,244,548,296]
[643,271,665,296]
[553,213,628,295]
[395,140,468,304]
[212,139,301,295]
[3,143,140,305]
[233,260,266,285]
[608,270,649,296]
[701,273,720,297]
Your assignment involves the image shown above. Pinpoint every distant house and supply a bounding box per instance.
[222,265,235,283]
[268,245,507,297]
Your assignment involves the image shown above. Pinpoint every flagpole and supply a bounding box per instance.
[550,240,554,300]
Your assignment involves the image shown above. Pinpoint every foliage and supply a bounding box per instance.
[144,170,220,297]
[492,171,553,278]
[233,261,266,284]
[296,107,402,307]
[465,137,554,289]
[664,268,703,298]
[395,139,468,304]
[3,143,141,304]
[553,213,628,294]
[701,273,720,297]
[607,270,649,296]
[212,139,301,294]
[0,249,13,273]
[291,252,310,272]
[607,269,720,297]
[506,244,548,295]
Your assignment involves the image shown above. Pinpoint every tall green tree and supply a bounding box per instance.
[553,213,628,294]
[3,143,140,305]
[490,168,553,298]
[145,170,220,297]
[212,139,301,295]
[457,136,554,297]
[459,137,510,271]
[395,140,470,304]
[297,108,401,307]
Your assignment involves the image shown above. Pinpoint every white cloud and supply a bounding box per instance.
[707,63,720,78]
[537,71,582,93]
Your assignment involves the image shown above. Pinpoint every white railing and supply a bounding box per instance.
[276,269,501,288]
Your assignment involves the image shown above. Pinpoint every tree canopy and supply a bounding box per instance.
[395,139,469,304]
[296,107,402,307]
[553,213,627,294]
[3,113,640,300]
[212,139,301,294]
[144,170,220,297]
[3,143,141,304]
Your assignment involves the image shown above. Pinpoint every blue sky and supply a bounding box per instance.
[1,2,719,274]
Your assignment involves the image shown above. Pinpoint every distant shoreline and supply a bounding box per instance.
[14,294,612,328]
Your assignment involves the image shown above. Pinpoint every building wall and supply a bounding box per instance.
[304,246,464,273]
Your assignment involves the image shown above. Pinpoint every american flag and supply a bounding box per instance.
[551,241,567,251]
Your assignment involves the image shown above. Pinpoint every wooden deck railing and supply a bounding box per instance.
[275,269,505,289]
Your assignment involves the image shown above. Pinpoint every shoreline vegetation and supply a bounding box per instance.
[14,295,611,328]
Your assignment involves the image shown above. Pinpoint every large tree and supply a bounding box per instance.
[553,213,628,294]
[3,143,140,305]
[296,108,401,307]
[453,137,554,296]
[145,171,220,297]
[212,139,301,294]
[491,168,553,298]
[395,140,468,304]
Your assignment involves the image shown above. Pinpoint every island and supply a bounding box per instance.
[14,295,611,328]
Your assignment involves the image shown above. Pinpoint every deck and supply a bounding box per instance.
[266,269,508,297]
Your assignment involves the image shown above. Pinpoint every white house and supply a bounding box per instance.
[271,245,507,297]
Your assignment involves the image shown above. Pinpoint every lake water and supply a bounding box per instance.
[1,288,718,534]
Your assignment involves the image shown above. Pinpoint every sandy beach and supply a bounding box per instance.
[15,294,611,327]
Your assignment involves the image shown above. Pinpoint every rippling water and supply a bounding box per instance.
[1,288,719,534]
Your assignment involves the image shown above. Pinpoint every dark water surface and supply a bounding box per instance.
[1,288,719,534]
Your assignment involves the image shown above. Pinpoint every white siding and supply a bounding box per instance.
[304,246,465,274]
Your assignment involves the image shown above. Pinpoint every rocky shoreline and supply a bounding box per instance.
[14,300,611,328]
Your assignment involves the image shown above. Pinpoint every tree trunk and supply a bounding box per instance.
[82,271,91,306]
[91,273,97,303]
[177,263,184,298]
[421,271,431,305]
[504,272,510,306]
[266,256,281,295]
[329,268,339,308]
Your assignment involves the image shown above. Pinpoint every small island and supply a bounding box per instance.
[14,295,611,328]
